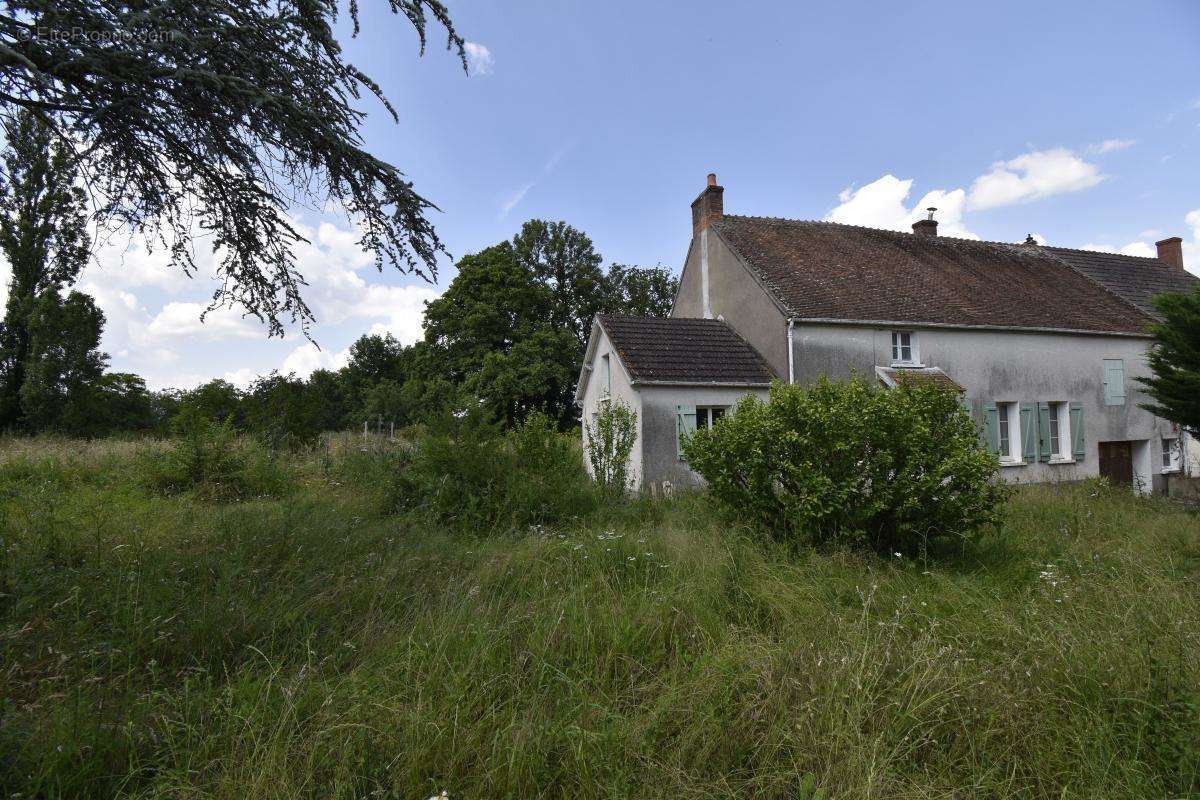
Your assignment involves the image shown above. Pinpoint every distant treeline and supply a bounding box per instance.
[2,219,677,442]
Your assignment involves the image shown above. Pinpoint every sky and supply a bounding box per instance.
[6,0,1200,390]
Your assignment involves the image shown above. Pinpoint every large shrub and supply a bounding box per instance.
[682,378,1006,554]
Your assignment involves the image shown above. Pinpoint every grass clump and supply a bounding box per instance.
[1,435,1198,798]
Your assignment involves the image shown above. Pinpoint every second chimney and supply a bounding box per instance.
[691,173,724,236]
[1156,237,1184,270]
[912,207,938,237]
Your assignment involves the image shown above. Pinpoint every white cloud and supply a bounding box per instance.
[281,342,351,379]
[1080,241,1156,257]
[1184,209,1200,274]
[967,148,1104,210]
[1087,139,1135,155]
[223,368,257,389]
[826,175,978,239]
[147,302,264,340]
[464,42,493,75]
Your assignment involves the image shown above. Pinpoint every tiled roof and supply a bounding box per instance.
[875,365,964,392]
[1044,246,1198,319]
[597,315,775,385]
[712,216,1157,335]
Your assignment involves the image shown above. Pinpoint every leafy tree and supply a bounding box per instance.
[604,263,679,318]
[306,368,349,432]
[341,332,410,413]
[512,220,606,347]
[0,0,466,333]
[1137,286,1200,433]
[0,109,91,430]
[178,379,244,427]
[423,243,554,382]
[91,372,155,434]
[244,372,324,449]
[469,327,579,428]
[17,290,107,433]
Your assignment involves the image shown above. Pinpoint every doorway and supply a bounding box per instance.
[1098,441,1133,485]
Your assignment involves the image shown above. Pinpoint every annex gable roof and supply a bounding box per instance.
[574,315,776,403]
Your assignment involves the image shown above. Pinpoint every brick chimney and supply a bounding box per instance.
[691,173,724,236]
[911,207,938,237]
[1156,236,1185,270]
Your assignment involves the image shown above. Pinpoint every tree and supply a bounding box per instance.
[0,0,466,334]
[17,289,107,433]
[91,372,155,434]
[0,109,91,429]
[512,220,606,348]
[1137,286,1200,434]
[178,379,244,427]
[603,263,679,318]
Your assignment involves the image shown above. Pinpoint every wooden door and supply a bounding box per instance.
[1098,441,1133,485]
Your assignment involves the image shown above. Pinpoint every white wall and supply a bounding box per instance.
[790,323,1176,488]
[578,327,643,491]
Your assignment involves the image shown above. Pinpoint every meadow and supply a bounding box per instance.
[1,434,1198,799]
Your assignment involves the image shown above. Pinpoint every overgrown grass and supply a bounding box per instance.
[1,436,1198,798]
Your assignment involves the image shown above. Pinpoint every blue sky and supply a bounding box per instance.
[19,0,1200,389]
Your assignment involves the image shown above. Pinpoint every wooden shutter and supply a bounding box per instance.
[1020,402,1037,463]
[1036,401,1051,462]
[958,394,973,420]
[1103,359,1125,406]
[676,404,696,460]
[983,402,999,454]
[1069,401,1085,461]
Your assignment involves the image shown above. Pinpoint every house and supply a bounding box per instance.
[576,174,1199,494]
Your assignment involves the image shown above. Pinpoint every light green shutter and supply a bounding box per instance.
[676,403,696,460]
[1103,359,1125,406]
[1069,401,1085,461]
[1020,402,1037,463]
[983,402,999,454]
[958,394,973,419]
[1036,401,1052,462]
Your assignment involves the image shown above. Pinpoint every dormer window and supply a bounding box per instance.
[891,330,919,365]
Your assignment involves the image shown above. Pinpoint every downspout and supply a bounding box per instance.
[787,318,795,384]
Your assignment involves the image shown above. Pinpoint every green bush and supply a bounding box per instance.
[138,407,288,500]
[683,378,1007,554]
[585,400,638,497]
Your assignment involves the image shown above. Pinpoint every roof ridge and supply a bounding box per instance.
[719,214,1023,248]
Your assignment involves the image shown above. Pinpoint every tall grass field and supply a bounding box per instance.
[1,434,1198,798]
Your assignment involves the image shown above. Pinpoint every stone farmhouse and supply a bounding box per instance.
[576,174,1199,494]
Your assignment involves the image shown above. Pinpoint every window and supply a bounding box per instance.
[997,403,1011,457]
[891,330,918,365]
[1162,438,1181,472]
[1103,359,1125,406]
[600,353,611,398]
[1045,401,1071,461]
[696,405,727,429]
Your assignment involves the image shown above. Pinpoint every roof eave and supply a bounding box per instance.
[787,317,1153,339]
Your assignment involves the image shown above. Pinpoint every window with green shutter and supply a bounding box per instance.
[1103,359,1125,406]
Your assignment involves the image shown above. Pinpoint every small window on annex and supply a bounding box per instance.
[891,330,918,365]
[696,406,727,429]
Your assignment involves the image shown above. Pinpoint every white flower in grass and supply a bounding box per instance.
[427,792,449,800]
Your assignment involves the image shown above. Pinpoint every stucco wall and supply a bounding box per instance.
[578,327,643,491]
[638,384,771,493]
[790,322,1174,489]
[672,228,789,380]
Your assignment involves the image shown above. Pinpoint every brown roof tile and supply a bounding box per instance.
[597,315,775,385]
[1044,246,1198,319]
[712,216,1157,335]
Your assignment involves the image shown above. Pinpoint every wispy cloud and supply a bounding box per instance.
[498,142,575,219]
[464,42,493,76]
[499,182,535,218]
[1087,138,1135,155]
